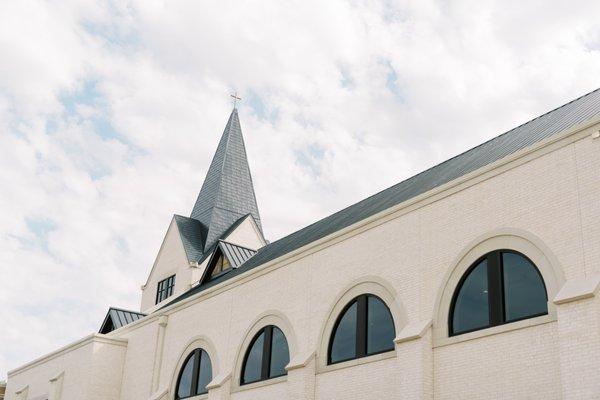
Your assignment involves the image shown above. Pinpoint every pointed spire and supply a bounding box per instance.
[191,109,262,251]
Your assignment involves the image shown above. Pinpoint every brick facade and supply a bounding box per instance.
[6,114,600,399]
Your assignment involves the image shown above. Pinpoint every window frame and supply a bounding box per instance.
[240,325,289,386]
[449,249,548,337]
[327,293,395,365]
[156,274,176,305]
[175,348,212,399]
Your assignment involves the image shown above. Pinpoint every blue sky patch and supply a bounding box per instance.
[383,60,405,102]
[25,217,57,252]
[294,143,326,176]
[245,90,279,122]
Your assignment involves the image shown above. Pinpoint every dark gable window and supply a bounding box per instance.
[328,294,395,365]
[450,249,548,336]
[176,349,212,399]
[241,325,290,385]
[155,275,175,305]
[210,254,231,279]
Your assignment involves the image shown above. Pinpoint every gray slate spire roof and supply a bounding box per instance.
[191,109,262,251]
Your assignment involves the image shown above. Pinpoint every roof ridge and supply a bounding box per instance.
[433,86,600,168]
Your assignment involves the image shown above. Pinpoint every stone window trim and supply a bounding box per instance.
[169,336,219,398]
[317,276,407,373]
[432,228,565,347]
[230,311,297,392]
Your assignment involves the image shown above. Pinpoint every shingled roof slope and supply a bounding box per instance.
[166,88,600,308]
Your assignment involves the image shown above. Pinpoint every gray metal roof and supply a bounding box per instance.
[197,239,258,285]
[166,88,600,308]
[218,240,257,268]
[190,109,262,251]
[99,307,146,334]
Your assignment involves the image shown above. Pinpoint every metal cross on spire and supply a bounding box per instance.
[230,92,242,109]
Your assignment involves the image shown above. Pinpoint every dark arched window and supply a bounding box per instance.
[175,349,212,399]
[241,325,290,385]
[328,294,395,365]
[450,249,548,336]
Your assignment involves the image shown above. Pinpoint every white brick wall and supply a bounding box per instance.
[7,122,600,400]
[6,336,126,400]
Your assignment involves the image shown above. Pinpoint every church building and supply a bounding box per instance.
[6,89,600,399]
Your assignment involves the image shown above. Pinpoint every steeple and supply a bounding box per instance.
[191,108,262,251]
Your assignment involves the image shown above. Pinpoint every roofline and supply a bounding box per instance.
[134,109,600,323]
[8,334,128,377]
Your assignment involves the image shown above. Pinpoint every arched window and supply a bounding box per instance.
[450,249,548,336]
[241,325,290,385]
[175,349,213,399]
[328,294,395,365]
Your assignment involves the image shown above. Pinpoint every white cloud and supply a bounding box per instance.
[1,0,600,378]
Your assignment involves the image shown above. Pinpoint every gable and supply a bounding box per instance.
[222,214,265,250]
[199,240,257,284]
[141,217,191,312]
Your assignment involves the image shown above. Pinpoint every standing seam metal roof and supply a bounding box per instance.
[218,240,257,268]
[166,88,600,308]
[99,307,147,333]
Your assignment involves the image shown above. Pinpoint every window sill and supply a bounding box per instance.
[433,313,557,348]
[317,350,396,374]
[231,375,287,393]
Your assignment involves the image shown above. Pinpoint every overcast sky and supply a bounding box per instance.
[1,0,600,379]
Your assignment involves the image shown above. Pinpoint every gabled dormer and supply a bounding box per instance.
[140,216,194,313]
[200,240,258,283]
